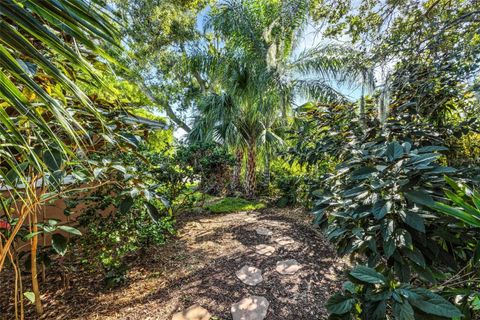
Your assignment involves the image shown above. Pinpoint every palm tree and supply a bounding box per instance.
[190,0,368,198]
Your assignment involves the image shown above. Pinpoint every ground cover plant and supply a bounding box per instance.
[206,197,266,213]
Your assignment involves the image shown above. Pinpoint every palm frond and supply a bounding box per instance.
[0,0,121,193]
[294,78,349,103]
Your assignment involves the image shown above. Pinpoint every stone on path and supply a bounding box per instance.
[255,227,273,236]
[172,304,211,320]
[231,296,269,320]
[236,265,263,286]
[255,244,275,256]
[276,259,302,275]
[274,236,295,246]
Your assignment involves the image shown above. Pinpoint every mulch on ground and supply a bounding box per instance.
[0,206,346,319]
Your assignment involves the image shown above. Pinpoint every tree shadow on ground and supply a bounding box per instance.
[7,207,346,320]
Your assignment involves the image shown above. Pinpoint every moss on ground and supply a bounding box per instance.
[206,197,266,213]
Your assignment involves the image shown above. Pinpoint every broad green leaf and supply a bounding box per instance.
[386,141,404,161]
[58,225,82,236]
[402,142,412,153]
[393,301,415,320]
[118,196,134,214]
[43,147,63,171]
[350,266,386,284]
[384,239,396,258]
[342,281,356,294]
[145,202,161,222]
[403,249,426,268]
[51,233,68,256]
[404,190,435,207]
[343,186,368,198]
[326,293,355,315]
[351,167,377,180]
[370,300,387,320]
[404,212,425,233]
[427,167,456,174]
[381,219,395,240]
[408,153,440,167]
[417,146,449,153]
[24,292,35,303]
[372,200,391,219]
[409,288,462,317]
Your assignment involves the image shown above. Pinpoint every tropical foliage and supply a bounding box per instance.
[1,0,480,318]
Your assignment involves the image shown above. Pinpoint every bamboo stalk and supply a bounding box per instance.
[41,206,46,284]
[17,254,24,320]
[7,248,19,320]
[30,205,44,315]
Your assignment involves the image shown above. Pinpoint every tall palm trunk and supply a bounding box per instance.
[378,73,390,128]
[264,152,271,187]
[359,73,366,129]
[231,148,243,192]
[245,141,257,199]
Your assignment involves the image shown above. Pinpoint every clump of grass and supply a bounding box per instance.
[206,197,266,213]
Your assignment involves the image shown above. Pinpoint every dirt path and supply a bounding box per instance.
[2,207,345,319]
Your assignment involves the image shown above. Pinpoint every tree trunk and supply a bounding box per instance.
[245,141,257,199]
[359,74,366,129]
[378,73,390,127]
[139,83,191,133]
[231,148,243,192]
[378,87,388,127]
[264,152,271,187]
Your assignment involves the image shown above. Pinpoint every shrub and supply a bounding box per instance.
[327,266,463,319]
[75,192,174,287]
[270,160,309,207]
[313,141,461,277]
[292,106,480,318]
[64,133,184,286]
[176,142,235,195]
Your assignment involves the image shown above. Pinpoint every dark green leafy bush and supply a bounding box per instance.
[64,140,183,286]
[176,142,235,195]
[275,174,302,207]
[76,192,174,287]
[270,160,310,207]
[292,105,480,318]
[314,140,460,281]
[327,265,463,319]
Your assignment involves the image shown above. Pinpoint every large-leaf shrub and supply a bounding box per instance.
[327,265,463,319]
[292,105,480,318]
[314,140,461,281]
